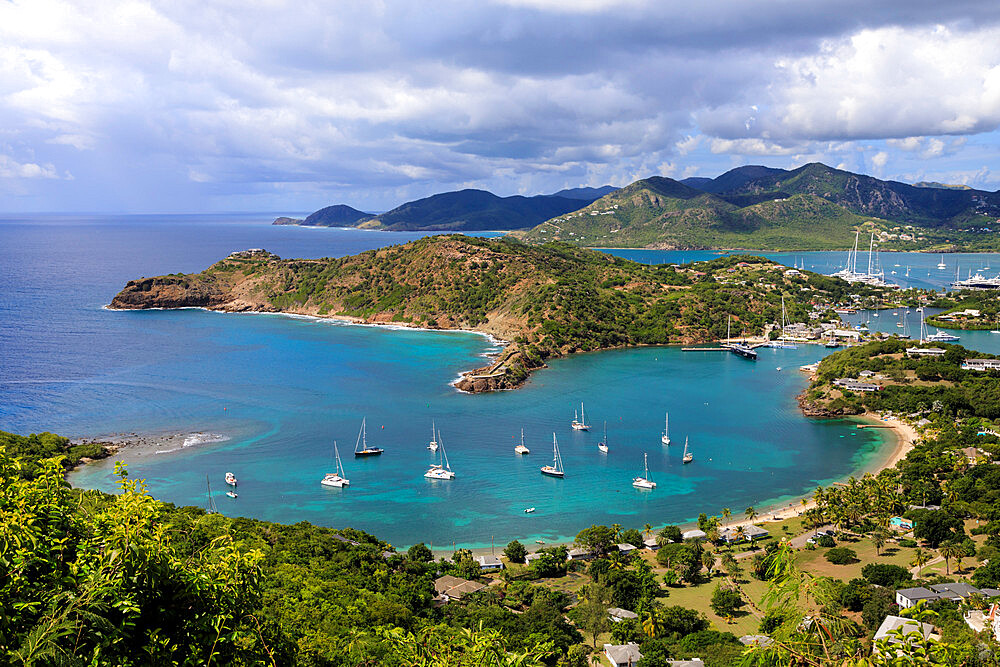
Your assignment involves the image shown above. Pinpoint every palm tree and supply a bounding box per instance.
[939,542,963,576]
[641,610,660,638]
[870,528,888,557]
[734,526,747,545]
[722,508,732,526]
[611,523,622,541]
[701,549,715,575]
[911,547,931,576]
[955,551,965,574]
[643,523,653,540]
[745,506,758,523]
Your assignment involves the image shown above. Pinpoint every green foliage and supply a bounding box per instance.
[503,540,527,564]
[824,547,858,564]
[709,585,743,617]
[861,563,913,588]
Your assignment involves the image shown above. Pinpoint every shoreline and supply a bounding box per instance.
[66,430,232,474]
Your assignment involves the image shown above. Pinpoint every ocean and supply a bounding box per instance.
[3,214,999,549]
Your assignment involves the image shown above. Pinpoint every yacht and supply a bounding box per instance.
[424,429,455,480]
[321,440,350,488]
[571,402,590,431]
[224,471,237,487]
[226,490,238,499]
[682,437,693,464]
[661,412,671,445]
[598,422,609,453]
[540,434,565,478]
[937,255,947,270]
[353,417,384,457]
[926,330,960,343]
[514,428,530,455]
[632,452,656,489]
[427,421,439,452]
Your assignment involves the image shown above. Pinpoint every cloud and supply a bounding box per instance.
[0,154,60,179]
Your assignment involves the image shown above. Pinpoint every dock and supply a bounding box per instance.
[857,424,894,429]
[682,347,731,352]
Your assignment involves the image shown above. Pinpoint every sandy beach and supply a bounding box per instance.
[68,431,231,471]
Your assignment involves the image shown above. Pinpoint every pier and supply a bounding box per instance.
[681,347,731,352]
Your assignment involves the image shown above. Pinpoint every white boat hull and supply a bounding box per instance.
[540,466,564,477]
[632,478,656,489]
[515,445,530,454]
[321,475,349,488]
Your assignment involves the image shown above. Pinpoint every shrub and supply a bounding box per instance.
[899,539,918,548]
[816,535,836,548]
[862,563,913,587]
[710,585,744,616]
[503,539,527,564]
[825,547,859,565]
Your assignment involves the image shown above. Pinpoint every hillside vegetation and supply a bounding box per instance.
[109,236,871,391]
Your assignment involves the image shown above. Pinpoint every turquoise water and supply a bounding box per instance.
[5,216,1000,548]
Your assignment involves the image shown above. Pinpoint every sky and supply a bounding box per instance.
[1,0,1000,213]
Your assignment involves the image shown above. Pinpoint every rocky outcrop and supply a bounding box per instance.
[109,276,226,310]
[272,217,303,225]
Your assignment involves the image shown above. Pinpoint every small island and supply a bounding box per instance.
[109,235,888,393]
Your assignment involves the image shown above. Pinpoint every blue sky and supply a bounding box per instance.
[1,0,999,213]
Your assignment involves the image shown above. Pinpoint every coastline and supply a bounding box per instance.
[66,431,232,474]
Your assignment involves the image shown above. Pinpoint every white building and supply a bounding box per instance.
[605,643,643,667]
[475,555,504,572]
[963,358,1000,371]
[873,615,937,656]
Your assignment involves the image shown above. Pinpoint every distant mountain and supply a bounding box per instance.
[272,204,373,227]
[682,165,788,194]
[549,185,618,200]
[913,181,973,190]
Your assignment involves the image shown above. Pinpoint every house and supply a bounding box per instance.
[566,548,595,561]
[682,529,707,541]
[604,643,643,667]
[929,582,986,602]
[617,543,638,555]
[895,587,939,608]
[906,346,947,357]
[719,525,769,543]
[873,615,937,656]
[963,358,1000,371]
[964,604,1000,641]
[960,446,987,464]
[859,370,876,378]
[889,516,913,531]
[608,607,639,623]
[833,378,881,392]
[475,555,504,572]
[832,329,862,341]
[525,552,544,563]
[666,661,704,666]
[434,575,487,602]
[897,584,1000,608]
[643,537,661,551]
[738,635,774,647]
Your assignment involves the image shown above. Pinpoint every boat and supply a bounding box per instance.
[424,429,455,479]
[768,296,798,348]
[682,437,693,464]
[524,507,535,513]
[353,417,383,457]
[205,476,219,514]
[824,339,840,348]
[951,272,1000,290]
[514,428,530,455]
[571,402,590,431]
[937,255,947,270]
[321,440,350,488]
[427,421,438,452]
[724,314,757,360]
[226,490,238,499]
[829,232,898,287]
[632,452,656,489]
[992,330,1000,334]
[661,412,671,445]
[926,330,960,343]
[598,421,609,453]
[540,434,565,477]
[225,471,237,487]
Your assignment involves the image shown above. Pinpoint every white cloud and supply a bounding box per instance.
[0,154,60,179]
[872,151,889,168]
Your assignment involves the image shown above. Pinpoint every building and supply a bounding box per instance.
[738,635,774,647]
[434,575,487,603]
[682,529,707,541]
[525,552,544,563]
[604,643,643,667]
[475,555,504,572]
[960,446,987,464]
[964,604,1000,641]
[643,537,661,551]
[859,370,876,378]
[896,584,1000,608]
[833,378,881,392]
[617,543,638,555]
[906,346,947,357]
[873,615,936,656]
[719,525,769,543]
[608,607,639,623]
[666,660,705,666]
[929,582,992,602]
[566,548,595,561]
[963,358,1000,371]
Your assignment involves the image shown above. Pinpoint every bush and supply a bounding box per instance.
[816,534,836,548]
[899,539,918,548]
[503,540,527,564]
[710,585,744,616]
[825,547,859,565]
[862,563,913,587]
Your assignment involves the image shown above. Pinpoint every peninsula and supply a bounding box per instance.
[109,235,878,392]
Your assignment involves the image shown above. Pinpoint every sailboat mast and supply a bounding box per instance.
[440,431,450,470]
[867,233,874,276]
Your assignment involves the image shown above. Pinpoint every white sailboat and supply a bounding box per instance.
[768,295,797,348]
[427,421,439,452]
[937,254,947,270]
[515,428,530,454]
[425,429,455,479]
[632,452,656,489]
[682,437,693,464]
[598,421,609,453]
[540,434,565,477]
[661,412,671,445]
[354,417,383,457]
[571,402,590,430]
[321,440,350,488]
[205,476,219,514]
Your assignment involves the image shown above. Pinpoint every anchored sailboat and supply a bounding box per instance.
[425,429,455,479]
[768,295,797,349]
[515,428,530,455]
[682,437,693,464]
[321,440,350,488]
[661,412,671,446]
[632,452,656,489]
[540,434,565,477]
[571,402,590,430]
[427,421,439,452]
[598,421,609,453]
[354,417,383,457]
[205,476,218,514]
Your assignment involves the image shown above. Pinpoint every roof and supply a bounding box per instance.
[643,538,659,548]
[476,555,502,567]
[434,575,486,600]
[666,661,704,666]
[682,529,707,540]
[874,615,935,642]
[604,643,643,663]
[930,582,984,599]
[896,587,940,601]
[617,543,638,551]
[567,548,594,558]
[608,607,639,619]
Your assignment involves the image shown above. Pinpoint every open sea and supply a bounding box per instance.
[4,214,1000,549]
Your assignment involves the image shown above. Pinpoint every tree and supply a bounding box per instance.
[912,509,963,548]
[701,549,715,575]
[574,583,611,648]
[745,506,758,523]
[861,563,912,588]
[722,508,732,526]
[939,542,964,575]
[825,547,858,565]
[710,585,743,617]
[658,525,681,544]
[870,528,889,556]
[620,528,645,549]
[973,559,1000,588]
[408,542,433,562]
[575,524,617,557]
[503,540,527,564]
[643,523,653,539]
[910,547,931,576]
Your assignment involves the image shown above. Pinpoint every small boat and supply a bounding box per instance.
[571,402,590,431]
[353,417,383,457]
[514,428,530,455]
[598,421,609,453]
[424,429,455,480]
[535,540,545,544]
[991,330,1000,334]
[824,339,840,348]
[225,471,237,486]
[661,411,671,446]
[682,437,693,464]
[937,255,947,270]
[524,507,535,514]
[540,434,565,477]
[872,312,879,317]
[427,421,438,452]
[226,490,238,499]
[632,452,656,489]
[321,440,350,488]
